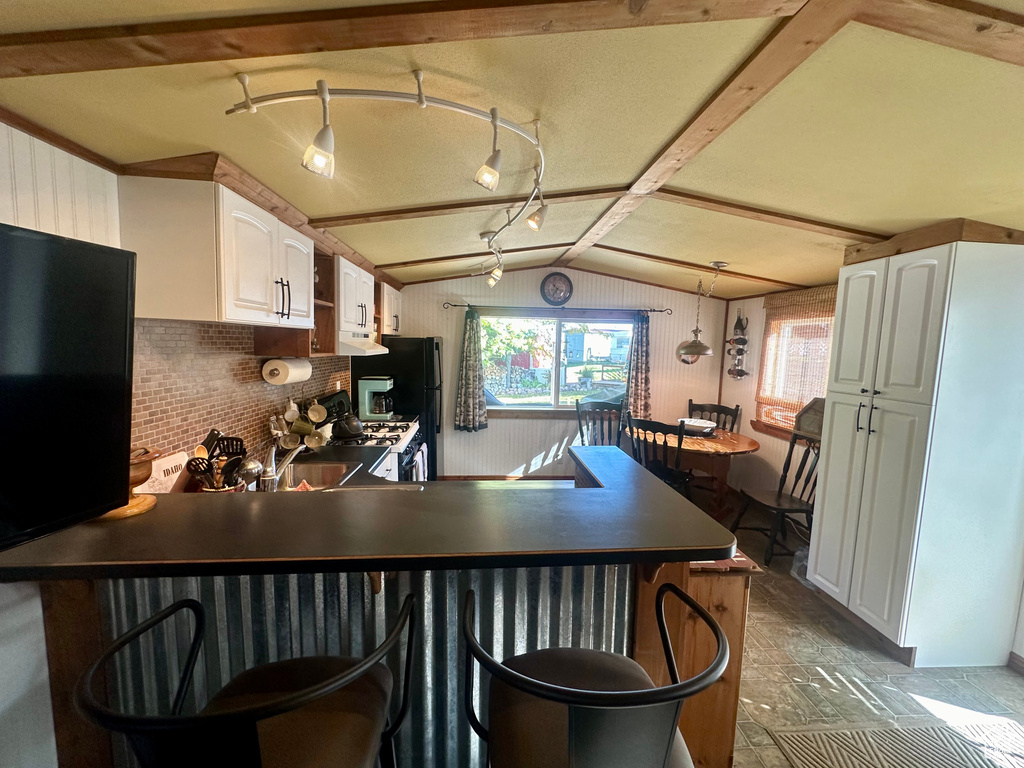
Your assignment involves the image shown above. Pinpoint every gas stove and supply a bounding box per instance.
[329,419,417,448]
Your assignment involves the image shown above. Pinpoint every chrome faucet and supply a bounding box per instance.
[258,444,307,492]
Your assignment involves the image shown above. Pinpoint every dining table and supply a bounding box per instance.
[626,425,760,519]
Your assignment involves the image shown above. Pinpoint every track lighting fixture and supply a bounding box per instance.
[229,73,547,285]
[474,108,503,191]
[301,80,335,179]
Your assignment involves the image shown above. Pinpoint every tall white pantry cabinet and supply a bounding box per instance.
[808,241,1024,667]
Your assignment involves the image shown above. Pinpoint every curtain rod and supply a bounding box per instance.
[441,302,672,315]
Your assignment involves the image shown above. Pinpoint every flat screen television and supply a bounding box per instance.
[0,223,135,551]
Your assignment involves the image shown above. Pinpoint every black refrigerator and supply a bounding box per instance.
[351,336,442,480]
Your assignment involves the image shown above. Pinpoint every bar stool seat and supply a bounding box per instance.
[202,657,392,768]
[489,648,694,768]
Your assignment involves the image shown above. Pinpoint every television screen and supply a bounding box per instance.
[0,223,135,551]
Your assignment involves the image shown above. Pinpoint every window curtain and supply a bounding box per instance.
[623,311,651,419]
[454,308,488,432]
[755,285,838,429]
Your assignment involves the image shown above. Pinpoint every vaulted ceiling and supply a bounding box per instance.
[2,0,1023,298]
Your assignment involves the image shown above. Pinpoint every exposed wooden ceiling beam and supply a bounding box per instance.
[650,188,889,242]
[857,0,1024,69]
[0,0,805,79]
[553,0,865,267]
[121,152,404,290]
[381,243,575,271]
[844,217,1024,264]
[0,104,121,173]
[591,244,807,288]
[400,264,552,286]
[309,187,627,229]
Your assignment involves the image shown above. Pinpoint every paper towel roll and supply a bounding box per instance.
[262,358,312,385]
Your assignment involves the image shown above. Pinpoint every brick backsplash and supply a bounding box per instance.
[131,319,350,457]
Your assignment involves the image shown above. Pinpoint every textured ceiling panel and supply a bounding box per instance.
[2,0,430,33]
[571,248,784,300]
[669,22,1024,234]
[384,249,559,283]
[0,20,774,219]
[598,198,853,287]
[329,198,610,265]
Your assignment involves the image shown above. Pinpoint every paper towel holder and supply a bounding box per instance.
[262,358,313,385]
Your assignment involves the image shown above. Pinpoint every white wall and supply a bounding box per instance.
[1,120,121,768]
[400,268,726,477]
[719,297,795,492]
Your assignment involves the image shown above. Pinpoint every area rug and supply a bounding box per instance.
[771,722,1024,768]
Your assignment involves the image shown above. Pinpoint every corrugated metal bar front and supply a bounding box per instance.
[98,565,634,768]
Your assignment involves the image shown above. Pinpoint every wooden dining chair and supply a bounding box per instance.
[625,414,692,499]
[687,400,741,433]
[576,400,623,447]
[730,432,820,566]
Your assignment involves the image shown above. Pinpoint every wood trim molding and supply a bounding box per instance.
[0,104,121,173]
[121,152,404,290]
[749,419,793,441]
[858,0,1024,69]
[591,244,806,289]
[438,475,575,481]
[650,188,888,243]
[844,218,1024,264]
[309,187,628,228]
[1009,651,1024,677]
[553,0,865,266]
[381,243,575,271]
[486,408,579,419]
[477,306,638,319]
[398,264,550,286]
[0,0,804,79]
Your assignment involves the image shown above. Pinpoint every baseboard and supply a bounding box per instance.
[814,592,917,667]
[437,475,575,481]
[1008,652,1024,676]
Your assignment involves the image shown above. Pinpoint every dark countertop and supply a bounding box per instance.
[0,446,735,580]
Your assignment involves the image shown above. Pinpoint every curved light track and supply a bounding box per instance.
[227,73,546,271]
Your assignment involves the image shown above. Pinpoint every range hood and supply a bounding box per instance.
[337,334,389,356]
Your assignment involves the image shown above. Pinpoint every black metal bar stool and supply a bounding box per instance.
[463,584,727,768]
[75,595,415,768]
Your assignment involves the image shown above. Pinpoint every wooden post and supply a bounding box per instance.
[39,581,114,768]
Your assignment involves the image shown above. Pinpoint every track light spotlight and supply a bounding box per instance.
[302,80,335,179]
[474,108,502,191]
[525,166,547,231]
[491,264,503,280]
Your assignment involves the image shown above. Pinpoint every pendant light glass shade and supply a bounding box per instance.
[526,204,548,231]
[474,149,502,191]
[302,124,335,178]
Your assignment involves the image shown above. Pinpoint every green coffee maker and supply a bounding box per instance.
[357,376,393,420]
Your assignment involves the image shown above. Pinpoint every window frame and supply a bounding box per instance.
[479,308,634,412]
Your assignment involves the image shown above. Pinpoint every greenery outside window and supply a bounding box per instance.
[481,315,633,408]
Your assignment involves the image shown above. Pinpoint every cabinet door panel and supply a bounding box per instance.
[828,262,887,395]
[848,399,931,643]
[392,288,402,334]
[808,392,870,604]
[220,188,278,324]
[337,258,363,332]
[278,230,314,329]
[359,270,375,330]
[874,246,952,405]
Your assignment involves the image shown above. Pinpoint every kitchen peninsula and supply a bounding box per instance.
[0,446,739,768]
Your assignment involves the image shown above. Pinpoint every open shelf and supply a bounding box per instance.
[314,298,334,308]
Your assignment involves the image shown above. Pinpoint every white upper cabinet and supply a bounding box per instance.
[219,188,279,324]
[847,399,932,642]
[873,246,953,405]
[337,256,374,333]
[381,283,403,335]
[122,178,313,327]
[827,260,887,396]
[0,123,120,248]
[807,392,870,605]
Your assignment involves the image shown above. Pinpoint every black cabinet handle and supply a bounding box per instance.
[860,388,869,394]
[394,314,399,332]
[868,405,879,434]
[360,303,367,328]
[855,402,864,432]
[873,389,881,395]
[285,280,292,319]
[275,278,286,317]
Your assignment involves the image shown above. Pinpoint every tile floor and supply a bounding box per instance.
[724,506,1024,768]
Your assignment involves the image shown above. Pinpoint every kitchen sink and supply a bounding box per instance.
[282,462,362,490]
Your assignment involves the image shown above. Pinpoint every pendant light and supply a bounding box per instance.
[526,166,547,231]
[677,262,726,365]
[474,108,502,191]
[301,80,335,178]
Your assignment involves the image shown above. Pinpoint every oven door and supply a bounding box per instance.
[399,448,419,482]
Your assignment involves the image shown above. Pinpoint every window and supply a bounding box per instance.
[755,285,837,430]
[480,315,633,408]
